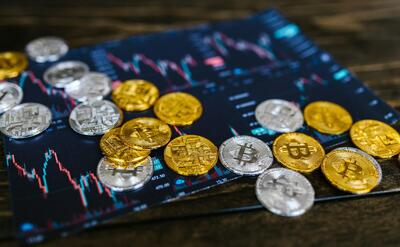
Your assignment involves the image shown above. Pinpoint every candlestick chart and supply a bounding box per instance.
[3,9,400,245]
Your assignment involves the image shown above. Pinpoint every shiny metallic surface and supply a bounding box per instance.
[69,100,122,136]
[219,135,273,175]
[26,37,68,63]
[43,61,89,88]
[0,103,52,139]
[65,72,112,102]
[334,147,382,185]
[97,157,153,192]
[256,168,314,217]
[350,119,400,158]
[255,99,303,133]
[0,82,23,114]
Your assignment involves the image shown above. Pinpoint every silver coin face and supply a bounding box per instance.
[219,135,273,175]
[256,168,315,217]
[65,72,112,102]
[26,36,68,63]
[0,82,23,114]
[69,100,122,136]
[334,147,382,185]
[43,61,89,88]
[0,103,52,139]
[255,99,303,133]
[97,157,153,192]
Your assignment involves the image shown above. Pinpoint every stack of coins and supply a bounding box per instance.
[98,117,171,191]
[95,80,161,191]
[96,79,217,191]
[152,91,218,176]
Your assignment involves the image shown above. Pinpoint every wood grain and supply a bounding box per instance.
[1,0,400,246]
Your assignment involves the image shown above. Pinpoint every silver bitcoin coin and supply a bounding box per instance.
[65,72,112,102]
[334,147,382,184]
[0,82,23,114]
[43,61,89,88]
[69,100,122,136]
[255,99,303,133]
[256,168,314,217]
[97,157,153,192]
[219,135,273,175]
[0,103,52,139]
[26,36,68,63]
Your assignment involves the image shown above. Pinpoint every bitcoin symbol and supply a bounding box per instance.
[284,141,312,159]
[112,80,159,111]
[379,134,398,146]
[183,137,215,165]
[338,158,363,180]
[320,111,336,128]
[234,143,258,166]
[134,85,150,95]
[164,135,217,176]
[154,92,202,126]
[108,166,143,177]
[268,105,294,127]
[131,126,156,142]
[266,175,303,197]
[105,135,125,152]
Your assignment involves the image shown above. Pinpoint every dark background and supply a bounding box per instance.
[1,0,400,246]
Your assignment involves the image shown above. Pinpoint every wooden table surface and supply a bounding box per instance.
[1,0,400,246]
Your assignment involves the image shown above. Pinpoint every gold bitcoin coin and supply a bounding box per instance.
[164,135,218,176]
[120,117,171,149]
[273,132,325,173]
[154,92,202,126]
[321,147,381,194]
[104,155,150,170]
[112,80,159,111]
[0,52,28,80]
[304,101,352,135]
[350,119,400,158]
[100,128,150,166]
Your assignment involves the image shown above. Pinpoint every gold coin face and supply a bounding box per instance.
[304,101,353,135]
[154,92,202,126]
[112,80,159,111]
[0,52,28,80]
[100,128,150,166]
[120,117,171,149]
[321,148,381,194]
[164,135,218,176]
[104,156,150,170]
[350,119,400,158]
[273,132,325,173]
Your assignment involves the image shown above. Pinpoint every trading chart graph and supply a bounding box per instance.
[202,32,276,61]
[6,149,115,208]
[17,71,76,119]
[107,52,199,91]
[3,9,400,245]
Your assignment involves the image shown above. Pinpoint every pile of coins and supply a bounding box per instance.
[0,37,117,139]
[219,98,399,217]
[0,35,217,193]
[97,78,216,190]
[0,37,71,138]
[1,35,400,219]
